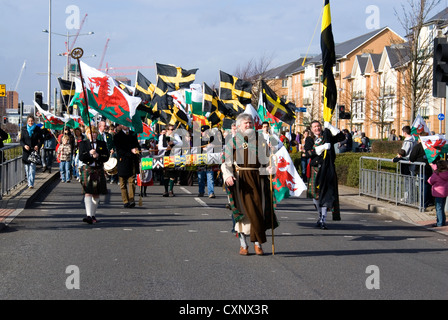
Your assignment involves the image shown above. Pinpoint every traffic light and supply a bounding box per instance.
[433,37,448,98]
[34,91,43,107]
[3,116,7,124]
[338,105,351,119]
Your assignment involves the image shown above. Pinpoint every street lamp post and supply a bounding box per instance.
[43,30,94,81]
[47,0,51,112]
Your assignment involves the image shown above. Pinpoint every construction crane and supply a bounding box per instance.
[98,38,110,70]
[62,14,88,69]
[68,14,88,54]
[13,60,26,92]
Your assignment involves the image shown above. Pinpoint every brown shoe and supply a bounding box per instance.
[254,244,264,256]
[239,246,249,256]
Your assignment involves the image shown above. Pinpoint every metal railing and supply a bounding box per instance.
[359,156,427,212]
[0,143,26,199]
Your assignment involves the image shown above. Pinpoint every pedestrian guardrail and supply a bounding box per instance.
[0,143,26,199]
[359,156,427,212]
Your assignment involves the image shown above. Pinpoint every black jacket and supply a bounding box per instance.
[78,139,109,166]
[0,127,8,149]
[20,126,42,164]
[113,130,141,177]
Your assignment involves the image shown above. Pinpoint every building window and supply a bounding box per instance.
[282,79,288,88]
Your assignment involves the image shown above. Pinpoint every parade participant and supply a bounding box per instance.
[197,125,216,198]
[299,129,310,182]
[78,126,109,224]
[20,115,42,189]
[97,120,117,183]
[72,127,85,181]
[158,125,182,197]
[221,113,278,256]
[305,120,345,229]
[42,128,56,173]
[114,125,141,207]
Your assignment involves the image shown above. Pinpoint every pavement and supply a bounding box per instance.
[1,165,447,236]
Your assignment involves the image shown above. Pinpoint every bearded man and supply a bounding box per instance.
[221,113,278,256]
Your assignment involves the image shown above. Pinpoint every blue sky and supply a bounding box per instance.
[1,0,446,107]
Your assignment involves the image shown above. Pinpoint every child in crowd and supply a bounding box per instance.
[57,135,72,183]
[427,160,448,227]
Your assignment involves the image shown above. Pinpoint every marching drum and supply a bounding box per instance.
[103,157,118,175]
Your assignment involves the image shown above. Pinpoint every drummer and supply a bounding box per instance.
[78,126,110,224]
[98,120,117,184]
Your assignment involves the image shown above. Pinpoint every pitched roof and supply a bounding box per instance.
[284,27,403,75]
[385,43,411,68]
[370,53,382,72]
[263,58,305,80]
[425,7,448,26]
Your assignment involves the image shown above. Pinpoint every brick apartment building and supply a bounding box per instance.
[264,8,448,139]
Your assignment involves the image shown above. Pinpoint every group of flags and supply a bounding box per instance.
[33,1,343,204]
[48,61,298,138]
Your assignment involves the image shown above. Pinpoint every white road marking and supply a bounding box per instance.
[180,187,192,194]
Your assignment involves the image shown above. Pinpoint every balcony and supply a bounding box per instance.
[302,79,313,87]
[303,98,311,106]
[382,86,396,96]
[353,91,365,100]
[352,112,365,123]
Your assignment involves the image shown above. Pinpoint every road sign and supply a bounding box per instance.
[296,107,307,112]
[0,84,5,97]
[438,113,445,121]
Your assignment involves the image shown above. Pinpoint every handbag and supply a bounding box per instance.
[27,150,42,165]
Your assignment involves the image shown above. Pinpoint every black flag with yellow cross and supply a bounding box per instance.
[260,80,296,126]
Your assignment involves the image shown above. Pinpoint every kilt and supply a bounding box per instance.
[306,166,320,200]
[80,165,108,195]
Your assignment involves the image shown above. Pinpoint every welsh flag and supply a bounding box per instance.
[419,134,448,163]
[272,146,307,203]
[34,101,79,130]
[69,61,143,132]
[243,103,262,130]
[70,78,101,125]
[138,122,158,141]
[257,93,282,132]
[411,114,430,139]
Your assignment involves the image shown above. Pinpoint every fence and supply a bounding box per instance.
[359,156,427,212]
[0,143,26,199]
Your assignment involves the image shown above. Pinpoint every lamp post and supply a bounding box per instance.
[47,0,51,112]
[42,30,94,80]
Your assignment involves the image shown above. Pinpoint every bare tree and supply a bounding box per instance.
[368,72,396,139]
[233,54,275,106]
[234,53,275,81]
[394,0,441,123]
[302,87,322,126]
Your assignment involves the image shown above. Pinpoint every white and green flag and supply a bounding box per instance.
[272,146,307,203]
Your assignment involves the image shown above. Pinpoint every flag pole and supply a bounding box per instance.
[269,152,275,255]
[70,47,94,148]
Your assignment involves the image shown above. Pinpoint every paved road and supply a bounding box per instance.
[1,178,447,302]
